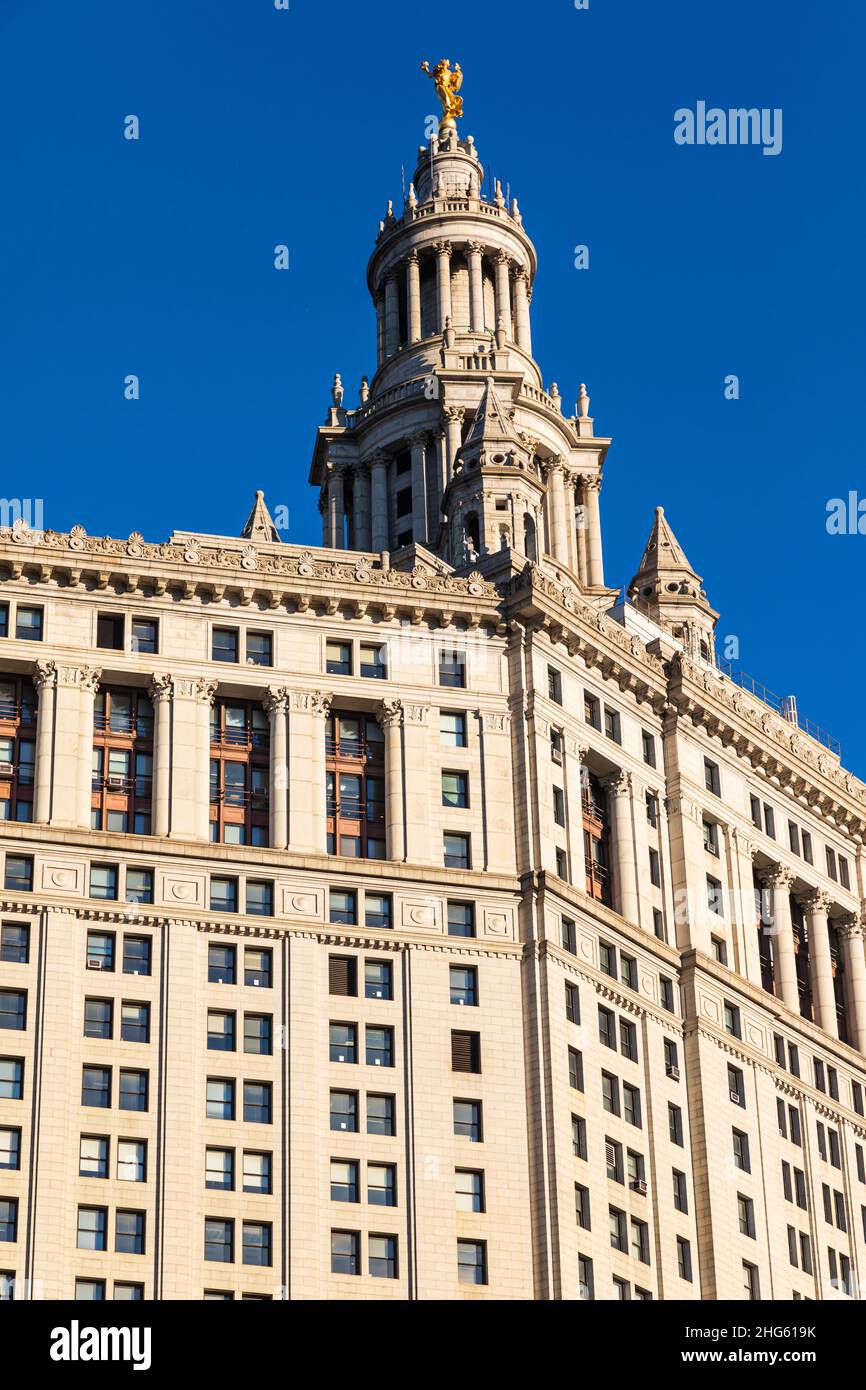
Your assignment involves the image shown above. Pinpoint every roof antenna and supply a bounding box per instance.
[401,163,406,202]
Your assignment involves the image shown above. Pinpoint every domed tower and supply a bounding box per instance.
[309,60,611,593]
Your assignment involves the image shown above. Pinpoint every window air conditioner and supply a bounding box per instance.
[86,957,103,970]
[0,762,14,777]
[730,1089,742,1105]
[107,775,126,789]
[666,1065,680,1081]
[631,1178,648,1195]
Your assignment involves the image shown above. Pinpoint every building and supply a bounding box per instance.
[1,70,865,1302]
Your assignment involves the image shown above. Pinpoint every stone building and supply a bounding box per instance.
[1,86,865,1302]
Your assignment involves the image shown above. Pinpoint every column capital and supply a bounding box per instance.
[262,686,291,716]
[467,240,484,258]
[376,697,404,731]
[405,248,420,266]
[798,887,833,916]
[408,430,429,449]
[435,239,453,258]
[838,913,866,941]
[367,451,389,472]
[494,248,511,267]
[171,676,218,705]
[761,864,795,891]
[582,472,602,495]
[148,673,174,704]
[33,659,57,692]
[443,405,465,426]
[513,264,530,285]
[294,690,332,718]
[602,769,632,797]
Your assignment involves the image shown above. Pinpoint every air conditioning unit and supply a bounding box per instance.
[250,977,261,987]
[86,957,103,970]
[374,1057,382,1066]
[666,1064,680,1081]
[372,990,383,999]
[107,775,126,789]
[631,1178,648,1195]
[605,1141,617,1168]
[0,762,14,777]
[730,1089,742,1105]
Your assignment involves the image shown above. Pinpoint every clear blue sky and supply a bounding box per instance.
[1,1,864,771]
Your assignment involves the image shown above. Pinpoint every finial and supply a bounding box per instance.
[359,376,370,404]
[550,383,561,413]
[577,382,590,418]
[656,505,664,518]
[494,179,505,208]
[407,182,417,209]
[444,316,456,348]
[495,315,506,350]
[331,374,344,408]
[420,59,464,135]
[385,199,394,221]
[511,196,522,224]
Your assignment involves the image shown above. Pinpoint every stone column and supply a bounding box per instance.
[444,406,464,479]
[353,465,372,551]
[563,737,587,887]
[583,475,605,587]
[436,241,452,333]
[328,465,346,549]
[149,674,173,838]
[375,292,385,366]
[406,250,422,343]
[288,691,331,853]
[378,698,405,863]
[840,915,866,1053]
[319,494,329,547]
[512,266,532,353]
[402,704,433,864]
[467,241,485,331]
[384,272,400,357]
[75,667,100,829]
[605,770,640,928]
[409,433,428,545]
[563,470,580,574]
[574,478,588,584]
[546,460,569,564]
[32,660,56,824]
[494,251,512,339]
[370,455,389,552]
[761,868,799,1011]
[264,687,289,851]
[729,828,761,986]
[800,889,838,1037]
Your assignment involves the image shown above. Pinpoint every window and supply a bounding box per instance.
[444,833,470,869]
[360,643,387,679]
[210,878,238,914]
[365,960,392,1000]
[728,1065,745,1106]
[669,1104,683,1146]
[77,1206,107,1251]
[329,890,357,927]
[116,1209,145,1255]
[82,1066,111,1109]
[605,1139,623,1183]
[329,956,357,998]
[457,1239,487,1285]
[367,1094,395,1136]
[599,941,616,978]
[802,831,813,865]
[707,875,724,916]
[602,1072,620,1116]
[578,1254,594,1301]
[839,856,851,891]
[550,727,563,762]
[724,1002,741,1039]
[121,1002,149,1044]
[743,1261,760,1300]
[331,1159,359,1203]
[453,1099,482,1142]
[642,731,656,767]
[623,1082,641,1127]
[450,1030,479,1073]
[245,947,272,987]
[568,1046,584,1091]
[620,1019,638,1062]
[664,1038,679,1078]
[555,848,569,881]
[631,1217,650,1264]
[788,821,800,854]
[677,1236,693,1282]
[648,848,661,887]
[660,977,675,1013]
[369,1234,397,1279]
[75,1279,105,1301]
[330,1023,357,1064]
[243,1151,271,1194]
[208,944,236,984]
[114,1283,144,1301]
[826,847,837,881]
[711,935,727,965]
[368,1163,396,1207]
[97,613,125,650]
[79,1135,108,1179]
[732,1129,750,1173]
[447,901,475,938]
[366,1026,394,1069]
[439,650,466,688]
[331,1229,359,1275]
[0,1127,18,1172]
[245,631,272,667]
[603,707,621,744]
[243,1081,271,1124]
[763,804,776,839]
[551,785,566,828]
[620,954,637,990]
[450,966,478,1007]
[673,1169,688,1213]
[609,1206,627,1252]
[206,1078,234,1121]
[702,819,719,856]
[131,618,157,654]
[561,917,577,954]
[646,792,658,828]
[0,924,28,965]
[548,667,562,705]
[572,1115,587,1160]
[4,857,32,892]
[243,1014,272,1056]
[738,1194,755,1238]
[440,712,467,747]
[205,1148,234,1191]
[83,998,112,1040]
[583,692,599,728]
[598,1006,616,1050]
[365,893,392,931]
[704,759,720,795]
[0,1059,23,1101]
[443,771,469,809]
[330,1090,357,1133]
[245,881,273,917]
[204,1219,233,1263]
[14,607,43,642]
[212,628,239,663]
[565,981,579,1023]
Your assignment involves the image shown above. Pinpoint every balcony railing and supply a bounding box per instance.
[0,700,35,723]
[326,798,385,823]
[210,729,269,751]
[94,713,153,738]
[713,659,841,756]
[325,736,382,761]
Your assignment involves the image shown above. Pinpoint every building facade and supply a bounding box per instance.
[1,84,866,1302]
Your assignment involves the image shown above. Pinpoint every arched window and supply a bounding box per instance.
[523,513,537,561]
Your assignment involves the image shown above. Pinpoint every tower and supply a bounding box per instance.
[628,505,719,663]
[309,65,611,593]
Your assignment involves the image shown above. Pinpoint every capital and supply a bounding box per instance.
[408,431,429,450]
[262,686,290,716]
[435,239,453,258]
[582,473,602,495]
[603,769,632,797]
[33,659,57,693]
[377,697,404,731]
[838,913,866,942]
[467,240,484,258]
[148,673,174,705]
[798,888,833,917]
[444,405,465,426]
[761,865,795,892]
[494,249,511,267]
[405,248,420,266]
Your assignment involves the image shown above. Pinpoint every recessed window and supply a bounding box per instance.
[641,731,656,767]
[329,890,357,926]
[365,893,392,931]
[4,857,33,893]
[119,1070,148,1112]
[439,650,466,689]
[369,1234,397,1279]
[553,786,565,827]
[442,771,469,809]
[245,632,272,667]
[453,1099,482,1141]
[457,1239,487,1285]
[367,1163,396,1206]
[326,640,352,676]
[79,1134,108,1179]
[703,820,719,855]
[367,1094,395,1136]
[243,1081,272,1125]
[548,668,562,705]
[440,711,467,747]
[212,627,239,663]
[456,1169,485,1213]
[125,868,153,905]
[330,1160,359,1204]
[330,1023,357,1064]
[245,880,273,917]
[330,1229,359,1276]
[97,614,125,651]
[204,1219,233,1263]
[0,924,28,965]
[117,1140,146,1183]
[83,998,112,1040]
[205,1148,234,1191]
[208,944,236,985]
[14,607,43,642]
[210,878,238,914]
[77,1206,107,1251]
[0,1126,20,1172]
[90,864,118,901]
[360,644,387,679]
[245,947,271,988]
[131,619,158,654]
[724,1002,741,1039]
[603,708,621,744]
[707,875,724,916]
[208,1011,235,1052]
[584,693,600,729]
[704,759,720,796]
[0,1059,24,1101]
[364,960,392,1001]
[447,901,475,937]
[330,1091,358,1133]
[451,1030,480,1074]
[444,833,470,870]
[0,606,7,640]
[366,1026,393,1068]
[450,965,478,1007]
[82,1066,111,1109]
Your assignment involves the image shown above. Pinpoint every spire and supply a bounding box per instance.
[628,506,718,658]
[240,491,281,544]
[461,377,523,455]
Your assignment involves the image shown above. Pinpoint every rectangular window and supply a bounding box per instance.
[367,1163,396,1207]
[121,1002,149,1044]
[206,1078,234,1120]
[453,1099,482,1142]
[245,631,272,667]
[204,1219,233,1263]
[367,1093,395,1136]
[442,770,469,809]
[329,955,357,997]
[565,980,580,1023]
[677,1236,693,1282]
[243,1081,271,1125]
[125,868,154,906]
[738,1194,755,1238]
[598,1006,616,1050]
[15,607,43,642]
[205,1148,234,1190]
[642,731,656,767]
[212,628,239,663]
[122,935,151,976]
[450,1030,479,1073]
[330,1229,359,1276]
[330,1090,357,1133]
[364,893,392,931]
[443,832,470,870]
[446,901,475,938]
[0,924,28,965]
[673,1169,688,1214]
[728,1065,745,1106]
[83,997,112,1040]
[457,1239,487,1285]
[603,707,621,744]
[3,857,32,893]
[243,1014,272,1056]
[569,1047,584,1091]
[440,711,467,747]
[439,650,466,688]
[364,960,392,1000]
[669,1104,683,1146]
[245,880,273,917]
[572,1115,587,1160]
[210,878,238,914]
[208,944,236,984]
[329,890,357,926]
[82,1066,111,1109]
[366,1026,394,1068]
[76,1206,106,1251]
[548,668,562,705]
[649,848,661,887]
[329,1022,357,1064]
[369,1234,397,1279]
[89,864,118,901]
[130,618,158,654]
[450,965,478,1008]
[583,692,600,728]
[704,759,720,795]
[79,1134,108,1179]
[723,1002,741,1039]
[623,1082,641,1127]
[97,613,125,650]
[0,1059,23,1101]
[743,1261,760,1300]
[117,1140,146,1183]
[244,947,272,987]
[602,1072,620,1116]
[330,1159,359,1204]
[243,1151,271,1195]
[732,1129,750,1173]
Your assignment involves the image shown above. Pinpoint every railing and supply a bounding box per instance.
[0,700,35,723]
[713,658,841,756]
[325,736,382,761]
[94,713,153,738]
[326,797,385,822]
[209,789,268,809]
[210,729,269,751]
[582,792,607,828]
[92,776,152,795]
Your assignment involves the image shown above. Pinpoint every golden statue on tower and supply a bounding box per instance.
[420,59,464,132]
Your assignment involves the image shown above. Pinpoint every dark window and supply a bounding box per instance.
[365,960,392,1000]
[83,998,112,1040]
[245,947,272,988]
[367,1093,395,1136]
[245,881,273,917]
[642,731,656,767]
[365,893,392,931]
[115,1209,145,1255]
[451,1031,481,1073]
[3,857,32,893]
[243,1081,271,1124]
[245,632,272,668]
[329,956,357,997]
[360,644,387,679]
[369,1234,397,1279]
[453,1099,481,1141]
[442,770,469,809]
[330,1090,358,1133]
[208,944,236,984]
[457,1240,487,1285]
[82,1067,111,1108]
[548,668,562,704]
[119,1070,148,1112]
[243,1222,272,1266]
[329,1023,357,1064]
[704,759,720,795]
[366,1026,393,1068]
[15,608,43,642]
[97,614,125,650]
[448,901,475,937]
[243,1015,271,1056]
[131,619,158,654]
[121,1002,149,1044]
[443,833,470,870]
[122,936,151,976]
[330,1229,359,1275]
[204,1219,233,1263]
[212,628,239,663]
[0,924,28,965]
[450,965,478,1007]
[329,890,357,926]
[0,991,25,1032]
[210,878,238,914]
[439,651,466,689]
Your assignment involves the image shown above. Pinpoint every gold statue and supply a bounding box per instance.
[420,59,464,131]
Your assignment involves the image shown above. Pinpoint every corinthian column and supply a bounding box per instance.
[406,250,422,343]
[761,867,799,1011]
[369,454,389,552]
[494,251,512,339]
[378,699,405,863]
[839,915,866,1053]
[467,242,485,331]
[148,674,173,838]
[384,272,400,357]
[436,241,452,333]
[604,770,639,927]
[263,688,289,851]
[545,460,569,564]
[328,465,346,549]
[32,660,56,824]
[444,406,464,479]
[75,667,101,830]
[512,266,532,353]
[800,889,838,1037]
[583,475,605,587]
[409,432,429,545]
[354,465,372,551]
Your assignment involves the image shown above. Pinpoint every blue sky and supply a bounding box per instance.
[1,1,864,770]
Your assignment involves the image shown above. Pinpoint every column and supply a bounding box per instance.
[444,407,464,478]
[494,251,512,339]
[605,770,640,927]
[375,292,385,367]
[319,494,328,547]
[354,465,372,550]
[729,828,761,986]
[149,674,172,838]
[574,478,588,584]
[402,704,434,864]
[840,915,866,1054]
[761,868,799,1011]
[370,455,389,552]
[32,660,56,824]
[286,691,330,852]
[546,460,569,564]
[378,699,405,862]
[406,250,421,343]
[801,889,838,1037]
[512,266,532,353]
[583,475,605,587]
[264,688,289,851]
[409,433,428,545]
[436,241,452,333]
[384,272,400,357]
[563,737,587,887]
[467,241,485,331]
[564,470,579,573]
[327,465,346,549]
